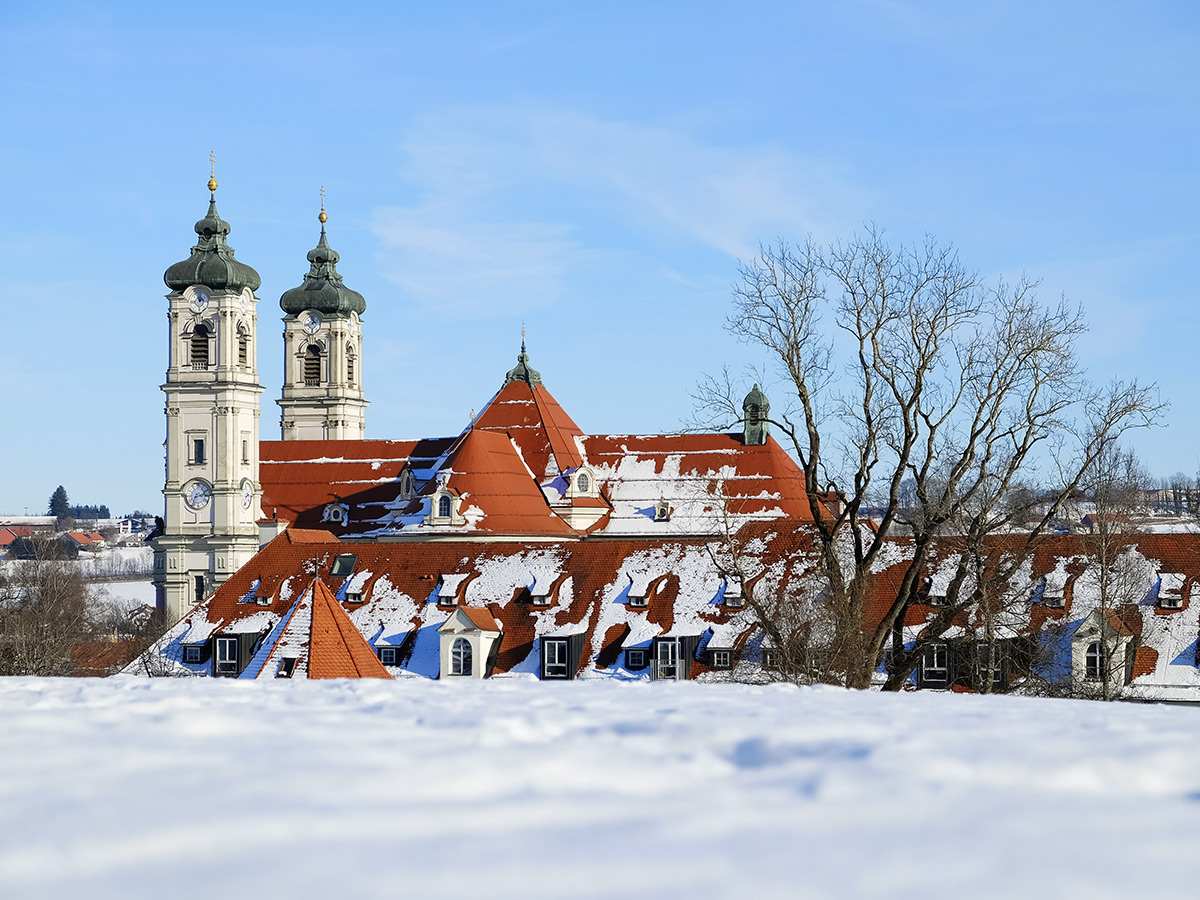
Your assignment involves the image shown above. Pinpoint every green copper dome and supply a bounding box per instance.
[164,195,261,293]
[504,339,543,386]
[279,221,366,318]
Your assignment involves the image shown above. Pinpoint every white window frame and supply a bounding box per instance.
[450,637,473,676]
[215,637,238,676]
[922,643,948,683]
[379,647,396,665]
[1085,641,1105,681]
[655,639,679,679]
[184,646,202,664]
[711,649,732,669]
[626,648,647,670]
[628,595,647,608]
[543,640,569,679]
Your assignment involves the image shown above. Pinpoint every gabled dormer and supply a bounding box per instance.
[426,474,466,527]
[438,606,504,679]
[1157,573,1186,610]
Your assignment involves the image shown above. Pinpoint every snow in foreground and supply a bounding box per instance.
[0,680,1197,899]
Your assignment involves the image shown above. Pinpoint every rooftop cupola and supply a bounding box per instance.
[743,383,770,445]
[164,169,261,293]
[504,332,543,386]
[279,200,366,317]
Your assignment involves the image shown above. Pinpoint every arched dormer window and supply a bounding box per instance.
[1085,641,1104,680]
[451,637,472,676]
[304,345,321,386]
[399,467,415,500]
[439,495,452,518]
[577,472,590,494]
[190,325,210,369]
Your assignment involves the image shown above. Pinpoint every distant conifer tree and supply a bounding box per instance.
[48,486,71,522]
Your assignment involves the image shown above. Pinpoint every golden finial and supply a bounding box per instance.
[318,185,327,224]
[207,151,218,193]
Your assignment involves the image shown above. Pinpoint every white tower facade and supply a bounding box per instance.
[277,208,367,440]
[153,178,264,622]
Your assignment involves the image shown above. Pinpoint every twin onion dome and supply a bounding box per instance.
[163,179,262,293]
[278,209,366,318]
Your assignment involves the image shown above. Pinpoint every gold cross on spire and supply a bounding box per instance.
[207,151,218,194]
[319,185,327,224]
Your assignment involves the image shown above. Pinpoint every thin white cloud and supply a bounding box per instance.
[369,106,869,316]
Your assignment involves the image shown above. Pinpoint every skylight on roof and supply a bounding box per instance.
[330,554,357,578]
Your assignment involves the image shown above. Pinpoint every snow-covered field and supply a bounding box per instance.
[0,680,1197,899]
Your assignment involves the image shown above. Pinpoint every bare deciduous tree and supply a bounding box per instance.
[695,229,1164,690]
[0,536,90,675]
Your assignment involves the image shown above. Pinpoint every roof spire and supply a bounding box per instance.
[504,330,542,386]
[318,185,327,227]
[208,151,218,195]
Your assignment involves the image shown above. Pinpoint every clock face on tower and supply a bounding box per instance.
[301,311,322,335]
[190,289,210,313]
[184,481,212,510]
[241,481,254,509]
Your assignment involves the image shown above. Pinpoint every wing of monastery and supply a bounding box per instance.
[141,178,1200,699]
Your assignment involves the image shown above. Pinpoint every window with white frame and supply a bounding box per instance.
[450,637,473,676]
[184,646,202,664]
[1042,571,1068,608]
[762,649,779,669]
[1085,641,1105,680]
[215,637,238,676]
[921,643,948,684]
[379,647,396,665]
[723,578,744,608]
[577,472,590,493]
[543,640,569,678]
[626,648,647,670]
[710,649,732,670]
[438,495,452,518]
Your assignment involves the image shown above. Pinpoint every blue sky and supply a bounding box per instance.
[1,1,1197,516]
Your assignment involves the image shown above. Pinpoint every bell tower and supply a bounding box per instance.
[277,195,368,440]
[152,164,264,622]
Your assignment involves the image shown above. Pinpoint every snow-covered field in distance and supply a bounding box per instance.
[0,679,1197,900]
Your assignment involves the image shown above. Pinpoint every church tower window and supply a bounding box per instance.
[238,328,249,366]
[304,345,321,386]
[347,350,356,385]
[191,325,210,369]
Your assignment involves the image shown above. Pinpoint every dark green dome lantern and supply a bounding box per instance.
[743,383,770,445]
[279,203,366,318]
[164,174,261,293]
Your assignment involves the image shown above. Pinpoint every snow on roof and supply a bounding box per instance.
[438,574,470,599]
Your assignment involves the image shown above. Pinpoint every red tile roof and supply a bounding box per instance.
[305,579,392,679]
[434,429,577,536]
[473,380,584,478]
[259,438,455,528]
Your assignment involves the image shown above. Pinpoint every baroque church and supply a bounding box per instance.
[145,177,1200,699]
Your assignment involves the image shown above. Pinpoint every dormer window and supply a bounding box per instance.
[1159,573,1185,609]
[346,591,364,604]
[532,594,551,607]
[399,468,416,500]
[1042,571,1068,609]
[329,553,357,577]
[437,574,469,607]
[1085,641,1105,680]
[654,499,670,522]
[322,503,350,527]
[723,578,744,608]
[427,488,466,526]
